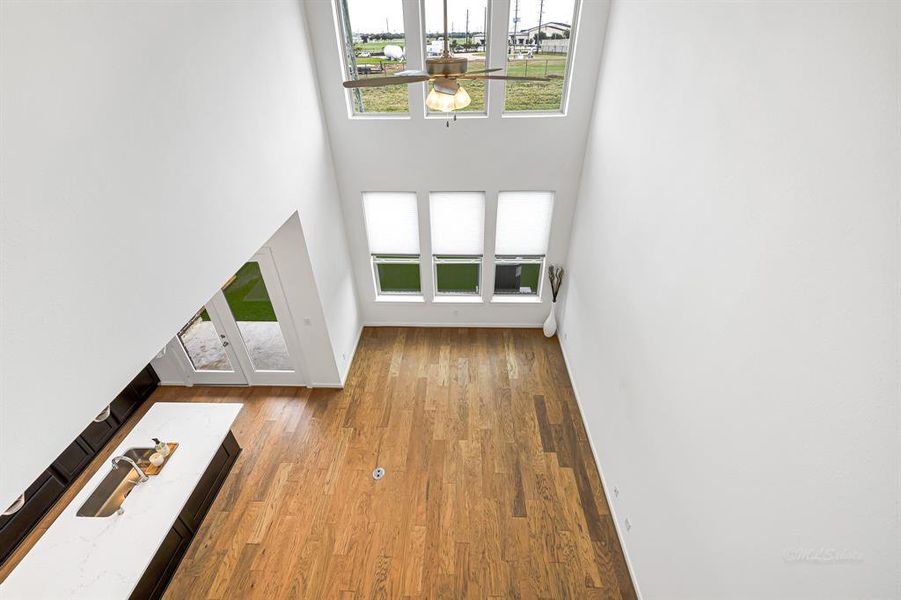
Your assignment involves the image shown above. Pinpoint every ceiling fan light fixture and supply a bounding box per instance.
[426,84,471,113]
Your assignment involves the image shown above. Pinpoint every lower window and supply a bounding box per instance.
[373,255,421,295]
[434,256,481,295]
[494,256,543,296]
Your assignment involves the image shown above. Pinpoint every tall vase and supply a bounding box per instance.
[543,302,557,338]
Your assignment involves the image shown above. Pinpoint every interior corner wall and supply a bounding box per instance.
[263,212,359,387]
[0,0,357,508]
[559,1,901,598]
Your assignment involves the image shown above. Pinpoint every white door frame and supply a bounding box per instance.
[168,248,308,386]
[214,248,307,386]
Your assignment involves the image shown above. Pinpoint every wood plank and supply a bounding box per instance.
[0,327,636,599]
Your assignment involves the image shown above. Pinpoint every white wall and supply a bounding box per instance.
[559,1,901,597]
[303,0,611,327]
[0,1,359,509]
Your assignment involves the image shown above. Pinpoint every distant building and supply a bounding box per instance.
[510,22,571,46]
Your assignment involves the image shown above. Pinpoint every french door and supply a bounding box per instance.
[170,249,306,386]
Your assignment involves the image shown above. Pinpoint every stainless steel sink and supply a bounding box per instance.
[77,447,155,517]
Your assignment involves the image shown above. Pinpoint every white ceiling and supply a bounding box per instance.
[302,0,611,325]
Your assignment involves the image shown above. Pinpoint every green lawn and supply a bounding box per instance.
[377,261,542,296]
[504,54,567,111]
[201,262,277,322]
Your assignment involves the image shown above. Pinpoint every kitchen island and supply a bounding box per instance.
[0,402,242,599]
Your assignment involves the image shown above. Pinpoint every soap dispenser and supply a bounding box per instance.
[153,437,170,457]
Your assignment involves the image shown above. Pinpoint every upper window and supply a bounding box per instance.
[363,192,422,295]
[505,0,577,112]
[494,191,554,296]
[337,0,409,114]
[423,0,490,114]
[430,192,485,295]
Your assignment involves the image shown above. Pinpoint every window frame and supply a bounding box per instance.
[433,255,483,296]
[493,255,545,297]
[371,254,423,296]
[334,0,412,118]
[421,0,493,118]
[501,0,583,116]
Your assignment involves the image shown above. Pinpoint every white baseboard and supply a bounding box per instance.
[337,322,365,386]
[557,335,644,599]
[364,321,542,328]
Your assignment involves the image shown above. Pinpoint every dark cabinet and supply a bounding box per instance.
[128,366,159,402]
[80,416,119,454]
[0,365,159,567]
[109,390,143,426]
[130,518,192,600]
[0,471,66,563]
[180,432,239,531]
[131,431,241,600]
[51,438,94,482]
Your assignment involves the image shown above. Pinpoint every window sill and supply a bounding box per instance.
[349,113,412,121]
[424,112,488,120]
[433,296,483,304]
[375,294,424,303]
[490,295,543,304]
[501,109,567,119]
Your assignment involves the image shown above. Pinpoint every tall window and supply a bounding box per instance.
[494,191,554,296]
[505,0,577,112]
[423,0,490,113]
[363,193,422,295]
[430,192,485,296]
[338,0,409,114]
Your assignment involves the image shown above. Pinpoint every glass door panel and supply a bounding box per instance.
[220,262,293,372]
[167,250,305,386]
[173,303,248,385]
[177,309,234,371]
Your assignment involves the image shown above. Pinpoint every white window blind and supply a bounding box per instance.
[495,191,554,255]
[430,192,485,255]
[362,192,420,255]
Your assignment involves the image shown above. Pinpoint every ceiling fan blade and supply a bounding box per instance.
[343,75,431,88]
[459,75,553,82]
[465,68,503,75]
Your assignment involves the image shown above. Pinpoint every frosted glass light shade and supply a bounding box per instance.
[426,84,471,112]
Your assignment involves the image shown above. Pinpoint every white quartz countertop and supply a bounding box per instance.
[0,402,242,599]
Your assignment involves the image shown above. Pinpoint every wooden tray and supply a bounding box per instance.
[143,443,179,476]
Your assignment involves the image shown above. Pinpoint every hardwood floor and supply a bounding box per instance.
[1,327,636,599]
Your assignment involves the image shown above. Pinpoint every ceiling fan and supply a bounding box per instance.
[342,0,556,112]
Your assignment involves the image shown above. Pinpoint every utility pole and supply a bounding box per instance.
[512,0,520,53]
[385,18,389,34]
[465,9,470,46]
[536,0,545,52]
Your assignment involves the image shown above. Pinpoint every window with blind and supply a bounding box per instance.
[494,191,554,296]
[362,192,422,295]
[429,192,485,295]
